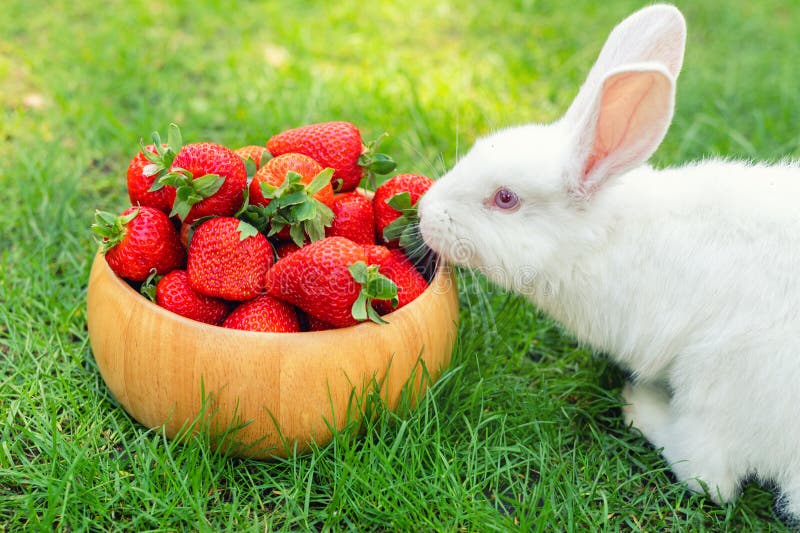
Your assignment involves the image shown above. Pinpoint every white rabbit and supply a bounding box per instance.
[418,3,800,518]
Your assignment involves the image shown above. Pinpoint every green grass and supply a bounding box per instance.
[2,0,799,530]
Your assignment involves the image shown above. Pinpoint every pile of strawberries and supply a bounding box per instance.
[92,121,436,332]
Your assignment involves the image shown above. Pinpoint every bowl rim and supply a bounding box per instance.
[91,249,455,339]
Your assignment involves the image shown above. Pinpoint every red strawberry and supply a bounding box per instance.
[325,192,375,244]
[263,236,397,327]
[371,249,428,315]
[187,217,273,301]
[156,270,231,325]
[160,142,247,223]
[295,310,334,331]
[306,314,333,331]
[234,145,269,170]
[179,222,192,251]
[92,206,185,282]
[274,241,301,260]
[363,244,391,265]
[242,153,335,246]
[373,173,434,247]
[267,121,395,192]
[249,153,333,207]
[126,125,183,212]
[127,145,176,213]
[222,295,300,332]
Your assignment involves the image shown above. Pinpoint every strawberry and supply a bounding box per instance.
[249,153,333,207]
[179,222,192,251]
[325,192,375,245]
[159,141,247,223]
[371,249,429,315]
[126,125,183,213]
[156,269,231,325]
[234,145,269,171]
[363,244,391,265]
[127,145,176,213]
[242,153,335,246]
[222,294,300,332]
[267,121,396,192]
[263,236,397,327]
[295,310,334,331]
[373,173,434,248]
[274,241,301,260]
[306,314,333,331]
[92,206,185,282]
[187,217,273,301]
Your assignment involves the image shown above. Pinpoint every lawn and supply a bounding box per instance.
[2,0,799,530]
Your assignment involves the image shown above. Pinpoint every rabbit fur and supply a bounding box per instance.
[418,3,800,517]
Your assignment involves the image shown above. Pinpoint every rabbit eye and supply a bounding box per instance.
[493,187,519,210]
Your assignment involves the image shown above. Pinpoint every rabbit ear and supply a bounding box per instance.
[568,64,676,196]
[565,4,686,127]
[562,4,685,197]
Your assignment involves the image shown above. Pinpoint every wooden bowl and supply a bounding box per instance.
[86,251,459,459]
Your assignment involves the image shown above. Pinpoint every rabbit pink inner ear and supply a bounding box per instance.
[578,68,674,196]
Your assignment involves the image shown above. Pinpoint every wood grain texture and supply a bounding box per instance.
[86,251,459,459]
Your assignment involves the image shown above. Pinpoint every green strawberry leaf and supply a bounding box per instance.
[367,153,397,175]
[238,205,268,234]
[243,157,257,184]
[383,191,424,251]
[147,180,166,193]
[382,215,409,243]
[347,261,398,324]
[140,124,183,190]
[279,191,310,206]
[142,163,162,178]
[348,261,369,284]
[288,224,306,247]
[306,168,334,195]
[385,191,413,212]
[358,132,397,189]
[367,306,388,324]
[233,185,250,218]
[159,168,191,188]
[141,144,161,164]
[259,182,278,197]
[291,200,317,222]
[257,168,334,245]
[160,169,227,221]
[167,123,183,154]
[369,276,399,302]
[92,210,120,229]
[302,221,323,244]
[92,208,139,252]
[351,291,371,322]
[169,198,192,221]
[318,203,334,225]
[193,174,225,197]
[237,220,259,241]
[282,171,303,189]
[267,223,284,238]
[140,269,160,302]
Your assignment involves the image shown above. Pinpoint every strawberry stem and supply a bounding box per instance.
[139,269,161,302]
[359,133,396,190]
